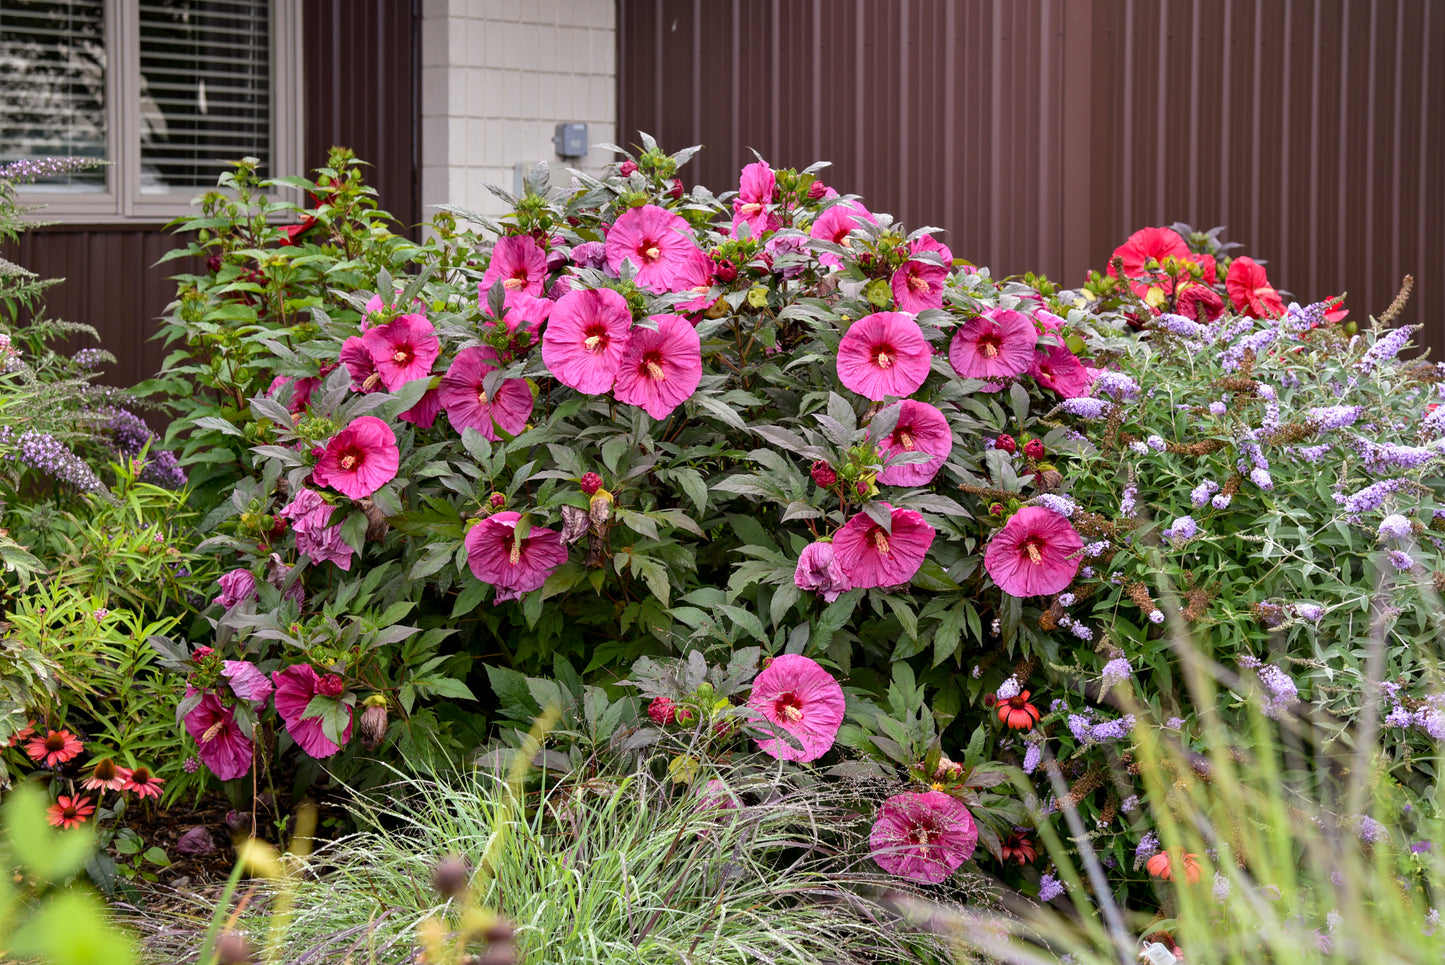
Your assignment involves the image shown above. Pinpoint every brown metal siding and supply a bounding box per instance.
[302,0,421,233]
[619,0,1445,349]
[4,0,421,391]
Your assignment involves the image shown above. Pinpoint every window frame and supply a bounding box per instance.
[11,0,302,223]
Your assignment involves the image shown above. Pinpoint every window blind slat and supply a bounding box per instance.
[0,0,108,190]
[137,0,271,190]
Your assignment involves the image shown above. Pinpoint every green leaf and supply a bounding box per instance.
[810,589,862,651]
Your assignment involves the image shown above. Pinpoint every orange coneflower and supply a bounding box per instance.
[118,765,164,800]
[1146,849,1203,885]
[24,729,84,767]
[47,795,95,829]
[81,757,127,791]
[997,691,1042,730]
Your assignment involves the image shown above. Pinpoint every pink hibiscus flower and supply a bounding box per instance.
[366,314,439,391]
[272,665,352,759]
[612,313,703,419]
[731,161,779,238]
[279,488,354,570]
[214,568,257,610]
[222,660,273,707]
[911,233,953,267]
[340,336,383,393]
[948,308,1038,384]
[832,504,936,588]
[810,200,877,269]
[464,511,569,604]
[1029,339,1094,398]
[497,290,554,337]
[182,687,253,781]
[542,287,634,394]
[794,541,849,602]
[747,654,846,762]
[870,790,978,884]
[836,312,932,401]
[875,400,953,486]
[984,506,1084,597]
[482,235,548,297]
[891,260,949,313]
[312,416,400,499]
[1226,256,1285,319]
[605,204,702,293]
[399,388,442,429]
[439,346,535,440]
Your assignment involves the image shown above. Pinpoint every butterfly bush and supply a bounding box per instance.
[148,143,1443,900]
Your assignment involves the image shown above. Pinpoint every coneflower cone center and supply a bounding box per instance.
[1024,540,1044,565]
[92,759,117,780]
[774,692,805,723]
[44,734,65,751]
[872,529,891,554]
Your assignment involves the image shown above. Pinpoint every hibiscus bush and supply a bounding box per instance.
[141,136,1444,914]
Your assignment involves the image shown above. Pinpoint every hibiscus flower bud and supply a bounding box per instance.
[193,645,214,661]
[1024,439,1045,461]
[648,697,678,726]
[489,492,507,509]
[983,692,998,708]
[432,854,471,898]
[995,434,1017,454]
[713,259,738,283]
[206,253,223,274]
[808,180,828,200]
[856,480,870,497]
[579,471,602,496]
[619,159,638,177]
[359,695,389,749]
[316,673,345,698]
[668,178,684,199]
[810,460,838,487]
[989,502,1005,516]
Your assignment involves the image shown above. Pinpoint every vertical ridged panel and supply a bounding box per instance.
[617,0,1445,348]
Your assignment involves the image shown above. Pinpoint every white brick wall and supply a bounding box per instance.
[420,0,617,223]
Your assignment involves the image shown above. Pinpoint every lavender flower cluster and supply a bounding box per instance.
[2,427,106,493]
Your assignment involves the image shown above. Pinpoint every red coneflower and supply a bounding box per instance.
[24,728,84,767]
[119,765,165,800]
[6,720,35,747]
[47,794,95,829]
[999,830,1038,865]
[81,757,127,791]
[997,691,1042,730]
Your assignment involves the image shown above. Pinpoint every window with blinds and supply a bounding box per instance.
[139,0,272,193]
[0,0,109,192]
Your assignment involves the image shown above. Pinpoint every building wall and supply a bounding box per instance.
[420,0,617,221]
[618,0,1445,350]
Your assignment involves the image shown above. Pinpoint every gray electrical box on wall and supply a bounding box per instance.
[553,123,588,158]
